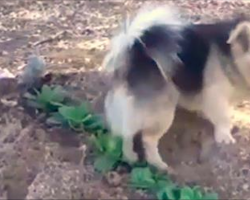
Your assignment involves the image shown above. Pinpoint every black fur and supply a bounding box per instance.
[193,19,241,56]
[126,39,167,97]
[140,25,180,53]
[133,131,145,162]
[173,26,210,93]
[126,25,180,97]
[173,20,241,93]
[126,19,242,95]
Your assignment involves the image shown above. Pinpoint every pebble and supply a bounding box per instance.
[104,171,122,187]
[243,183,249,191]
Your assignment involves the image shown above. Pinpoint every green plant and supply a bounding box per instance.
[24,84,219,200]
[91,133,123,173]
[58,103,91,131]
[130,167,218,200]
[24,85,66,112]
[157,186,218,200]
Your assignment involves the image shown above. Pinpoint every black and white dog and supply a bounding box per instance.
[103,5,250,173]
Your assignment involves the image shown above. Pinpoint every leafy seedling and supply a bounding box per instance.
[46,112,68,127]
[91,133,123,173]
[130,167,156,189]
[157,186,179,200]
[157,185,218,200]
[83,115,107,134]
[94,154,119,173]
[58,103,107,133]
[24,85,66,112]
[58,103,90,131]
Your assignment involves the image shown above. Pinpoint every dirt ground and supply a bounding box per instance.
[1,0,250,199]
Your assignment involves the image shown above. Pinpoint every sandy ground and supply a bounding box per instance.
[1,0,250,199]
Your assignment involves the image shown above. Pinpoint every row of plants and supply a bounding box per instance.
[23,84,218,200]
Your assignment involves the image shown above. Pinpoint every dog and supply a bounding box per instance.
[102,4,250,174]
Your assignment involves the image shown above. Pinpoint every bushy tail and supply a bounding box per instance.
[102,4,184,80]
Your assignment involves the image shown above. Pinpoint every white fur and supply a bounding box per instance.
[102,4,184,73]
[105,82,179,171]
[127,4,183,39]
[105,83,179,139]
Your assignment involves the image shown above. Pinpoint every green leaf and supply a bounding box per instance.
[89,135,104,152]
[50,101,65,107]
[84,121,104,132]
[78,102,91,117]
[58,105,88,123]
[38,85,53,103]
[50,85,67,102]
[180,187,194,200]
[130,167,156,189]
[94,154,118,173]
[153,170,170,183]
[103,135,122,157]
[202,192,218,200]
[36,85,66,109]
[155,180,175,191]
[157,188,168,200]
[156,187,176,200]
[46,102,61,112]
[58,106,75,120]
[92,133,122,158]
[68,119,84,132]
[193,186,203,199]
[83,115,105,129]
[81,115,93,124]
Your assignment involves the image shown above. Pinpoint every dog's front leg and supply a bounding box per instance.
[202,88,236,144]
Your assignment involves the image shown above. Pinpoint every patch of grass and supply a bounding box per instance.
[23,84,219,200]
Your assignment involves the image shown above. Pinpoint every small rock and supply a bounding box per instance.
[116,195,128,200]
[242,168,249,176]
[104,171,122,187]
[243,183,249,191]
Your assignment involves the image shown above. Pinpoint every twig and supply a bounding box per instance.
[33,31,68,46]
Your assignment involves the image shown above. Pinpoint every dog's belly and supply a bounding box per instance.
[178,93,203,113]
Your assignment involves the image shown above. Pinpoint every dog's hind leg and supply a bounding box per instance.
[142,105,176,174]
[201,86,236,144]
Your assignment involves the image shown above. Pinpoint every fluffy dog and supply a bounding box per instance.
[102,5,250,173]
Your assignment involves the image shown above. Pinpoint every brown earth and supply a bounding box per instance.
[1,0,250,199]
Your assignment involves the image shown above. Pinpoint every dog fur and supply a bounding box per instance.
[102,4,250,173]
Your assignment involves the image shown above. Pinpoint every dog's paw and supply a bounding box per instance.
[123,149,138,163]
[166,166,177,176]
[215,131,236,144]
[156,162,177,176]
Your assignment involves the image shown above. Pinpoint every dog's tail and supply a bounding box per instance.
[102,4,184,80]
